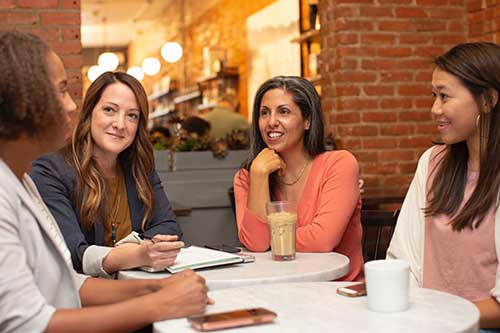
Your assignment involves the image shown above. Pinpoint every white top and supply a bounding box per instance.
[386,146,500,301]
[153,282,479,333]
[118,251,349,290]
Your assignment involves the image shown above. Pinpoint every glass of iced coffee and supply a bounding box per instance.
[265,201,297,261]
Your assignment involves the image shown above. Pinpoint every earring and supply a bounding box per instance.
[476,114,481,128]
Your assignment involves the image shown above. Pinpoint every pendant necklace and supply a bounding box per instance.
[279,160,310,186]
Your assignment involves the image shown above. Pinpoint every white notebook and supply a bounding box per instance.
[165,246,244,274]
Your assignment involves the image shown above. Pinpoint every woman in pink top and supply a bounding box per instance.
[234,76,363,281]
[387,43,500,330]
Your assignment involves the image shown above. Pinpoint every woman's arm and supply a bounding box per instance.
[46,270,209,333]
[474,297,500,329]
[294,151,360,252]
[234,148,284,251]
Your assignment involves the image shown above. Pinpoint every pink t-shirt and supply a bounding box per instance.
[423,147,497,302]
[234,150,364,281]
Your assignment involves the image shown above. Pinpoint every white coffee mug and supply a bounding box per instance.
[364,259,410,313]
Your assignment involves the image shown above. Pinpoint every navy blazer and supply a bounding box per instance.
[30,151,182,273]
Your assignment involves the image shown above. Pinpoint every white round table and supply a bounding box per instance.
[118,251,349,290]
[153,282,479,333]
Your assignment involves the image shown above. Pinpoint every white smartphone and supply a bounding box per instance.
[337,283,367,297]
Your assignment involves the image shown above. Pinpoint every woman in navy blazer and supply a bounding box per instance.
[31,72,183,278]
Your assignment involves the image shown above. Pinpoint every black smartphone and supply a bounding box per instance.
[205,244,241,253]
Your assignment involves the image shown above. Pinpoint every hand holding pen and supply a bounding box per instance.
[141,234,184,270]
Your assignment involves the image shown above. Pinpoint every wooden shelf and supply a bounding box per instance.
[148,90,173,101]
[173,90,201,105]
[290,29,320,44]
[196,67,239,84]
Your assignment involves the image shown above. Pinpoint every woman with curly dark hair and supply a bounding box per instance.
[0,31,208,333]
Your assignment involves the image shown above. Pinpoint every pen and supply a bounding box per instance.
[139,234,189,248]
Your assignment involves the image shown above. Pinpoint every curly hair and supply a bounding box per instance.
[0,31,60,140]
[69,72,154,231]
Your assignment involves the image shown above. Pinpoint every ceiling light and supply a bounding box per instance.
[127,66,144,81]
[98,52,119,71]
[142,57,161,76]
[87,65,106,82]
[161,42,183,63]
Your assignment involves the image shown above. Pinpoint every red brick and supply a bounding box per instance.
[381,175,414,186]
[362,111,397,122]
[361,33,396,44]
[381,124,415,135]
[380,98,413,109]
[334,6,360,17]
[379,150,415,161]
[432,35,466,48]
[0,0,15,9]
[399,137,433,148]
[380,72,414,83]
[417,0,449,4]
[359,6,394,17]
[399,34,431,44]
[415,71,432,82]
[415,46,446,57]
[0,12,37,25]
[355,151,379,162]
[335,0,374,3]
[339,138,363,150]
[363,138,398,149]
[379,21,412,31]
[362,59,398,70]
[467,0,484,12]
[338,125,379,136]
[18,0,58,8]
[377,47,413,57]
[416,123,437,134]
[448,20,466,32]
[61,0,80,9]
[62,28,80,40]
[334,19,374,32]
[15,27,59,41]
[399,59,433,69]
[395,7,427,18]
[61,54,82,68]
[337,46,377,56]
[400,162,418,173]
[334,71,377,83]
[378,0,412,4]
[334,33,359,44]
[416,98,434,108]
[335,112,361,123]
[338,98,378,109]
[335,86,361,96]
[415,20,447,31]
[429,8,465,18]
[40,12,80,25]
[399,110,432,121]
[364,162,398,175]
[363,86,394,96]
[398,84,431,96]
[49,41,81,55]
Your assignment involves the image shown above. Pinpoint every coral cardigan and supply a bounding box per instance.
[234,150,364,281]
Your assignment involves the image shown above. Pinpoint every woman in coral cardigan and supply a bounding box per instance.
[234,76,363,281]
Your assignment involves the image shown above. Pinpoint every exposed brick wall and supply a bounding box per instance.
[467,0,500,42]
[130,0,275,118]
[0,0,82,107]
[318,0,467,197]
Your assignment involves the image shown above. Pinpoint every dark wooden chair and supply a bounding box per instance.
[228,186,236,218]
[361,209,400,262]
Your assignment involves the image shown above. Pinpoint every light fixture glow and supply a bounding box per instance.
[87,65,106,82]
[161,42,183,63]
[97,52,119,71]
[142,57,161,76]
[127,66,144,81]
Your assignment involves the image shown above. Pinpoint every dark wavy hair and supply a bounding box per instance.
[425,42,500,231]
[0,31,60,141]
[69,72,154,230]
[244,76,325,197]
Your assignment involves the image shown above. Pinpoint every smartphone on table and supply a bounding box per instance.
[204,244,241,254]
[188,307,277,331]
[336,282,367,297]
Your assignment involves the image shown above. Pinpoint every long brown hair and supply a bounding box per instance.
[425,43,500,231]
[70,72,154,230]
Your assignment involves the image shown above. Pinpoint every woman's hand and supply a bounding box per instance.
[153,270,210,320]
[140,235,184,270]
[250,148,285,177]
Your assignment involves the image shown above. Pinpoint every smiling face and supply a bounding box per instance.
[258,88,310,155]
[431,68,480,146]
[90,82,140,161]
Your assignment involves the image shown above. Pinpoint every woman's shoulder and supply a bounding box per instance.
[30,149,75,180]
[315,150,358,169]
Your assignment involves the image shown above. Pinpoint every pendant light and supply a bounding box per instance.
[161,42,183,63]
